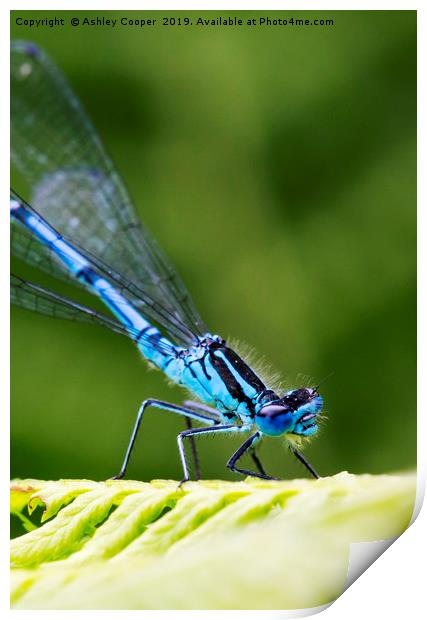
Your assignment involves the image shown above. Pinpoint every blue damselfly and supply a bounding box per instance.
[11,41,324,482]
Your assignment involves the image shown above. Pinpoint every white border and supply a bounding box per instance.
[3,2,424,618]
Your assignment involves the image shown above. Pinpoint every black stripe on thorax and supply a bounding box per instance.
[215,344,266,393]
[208,346,256,414]
[197,354,212,381]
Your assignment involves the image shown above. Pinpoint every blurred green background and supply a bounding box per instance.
[11,11,416,482]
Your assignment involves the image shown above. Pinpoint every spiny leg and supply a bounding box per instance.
[182,400,221,480]
[183,400,221,422]
[184,417,201,481]
[250,448,267,476]
[183,400,221,480]
[112,399,217,480]
[291,447,320,479]
[177,424,246,484]
[227,432,279,481]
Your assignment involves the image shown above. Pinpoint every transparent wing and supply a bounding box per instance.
[11,275,177,357]
[11,274,127,334]
[11,190,197,347]
[11,41,207,346]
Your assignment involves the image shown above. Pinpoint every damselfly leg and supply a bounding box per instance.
[184,417,202,481]
[249,448,267,476]
[228,436,320,480]
[227,433,320,480]
[182,400,221,420]
[183,400,222,479]
[177,424,251,485]
[112,399,217,480]
[291,447,320,479]
[227,432,279,481]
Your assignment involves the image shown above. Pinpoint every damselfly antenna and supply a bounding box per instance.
[313,371,335,392]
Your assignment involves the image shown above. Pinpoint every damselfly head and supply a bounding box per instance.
[255,388,323,437]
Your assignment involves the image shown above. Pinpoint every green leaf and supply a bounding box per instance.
[10,472,416,609]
